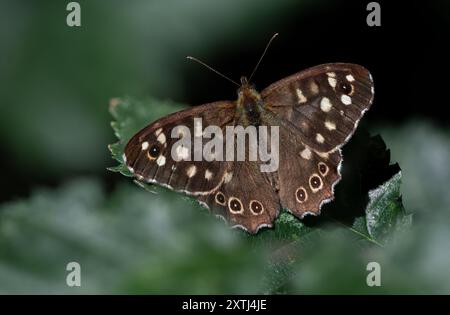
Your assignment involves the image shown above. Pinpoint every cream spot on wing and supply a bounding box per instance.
[224,171,233,184]
[155,128,163,136]
[320,97,332,112]
[316,133,325,144]
[327,72,336,78]
[157,132,166,144]
[296,88,307,103]
[325,120,336,131]
[346,74,355,82]
[341,94,352,105]
[300,148,312,160]
[205,169,213,180]
[309,81,319,94]
[328,77,337,88]
[156,155,166,166]
[141,141,149,151]
[186,165,197,178]
[317,151,329,159]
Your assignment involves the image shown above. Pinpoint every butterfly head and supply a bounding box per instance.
[237,76,261,102]
[240,76,250,86]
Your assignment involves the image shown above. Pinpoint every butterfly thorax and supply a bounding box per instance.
[237,76,262,127]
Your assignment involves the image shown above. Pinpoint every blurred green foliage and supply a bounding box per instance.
[0,166,409,293]
[0,178,267,294]
[0,0,300,179]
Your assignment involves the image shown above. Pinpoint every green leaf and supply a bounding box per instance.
[363,171,412,244]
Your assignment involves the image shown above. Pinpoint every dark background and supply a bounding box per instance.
[185,0,449,125]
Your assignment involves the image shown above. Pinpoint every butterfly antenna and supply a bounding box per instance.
[186,56,240,87]
[249,33,279,82]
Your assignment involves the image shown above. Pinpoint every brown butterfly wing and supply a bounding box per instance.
[261,63,374,217]
[262,63,374,153]
[125,100,280,233]
[124,101,235,195]
[277,127,343,217]
[198,160,280,234]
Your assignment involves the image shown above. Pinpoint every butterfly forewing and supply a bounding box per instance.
[124,101,235,195]
[262,63,374,153]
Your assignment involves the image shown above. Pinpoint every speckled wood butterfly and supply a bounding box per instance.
[124,41,374,233]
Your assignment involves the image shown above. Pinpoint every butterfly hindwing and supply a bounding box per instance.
[198,160,280,234]
[262,63,374,153]
[277,127,342,217]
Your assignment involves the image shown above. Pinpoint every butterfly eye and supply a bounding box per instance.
[338,82,353,95]
[148,144,161,159]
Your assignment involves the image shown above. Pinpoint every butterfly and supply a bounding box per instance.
[124,60,374,234]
